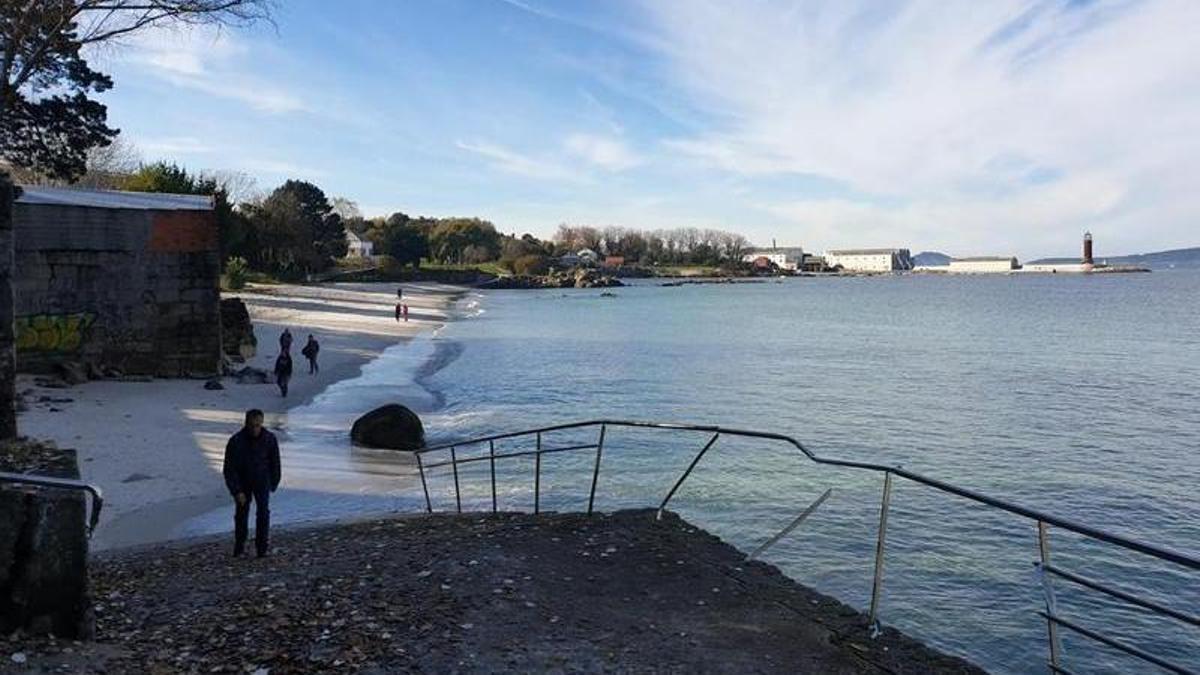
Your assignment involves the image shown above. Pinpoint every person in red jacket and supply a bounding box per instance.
[222,409,281,558]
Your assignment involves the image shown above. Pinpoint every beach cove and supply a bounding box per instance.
[17,282,464,551]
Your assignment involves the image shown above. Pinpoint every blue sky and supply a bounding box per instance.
[90,0,1199,258]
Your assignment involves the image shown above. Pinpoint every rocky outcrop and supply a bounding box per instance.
[350,404,425,451]
[488,269,624,290]
[0,441,91,638]
[220,298,256,361]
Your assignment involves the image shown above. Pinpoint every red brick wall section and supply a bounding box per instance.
[148,211,217,253]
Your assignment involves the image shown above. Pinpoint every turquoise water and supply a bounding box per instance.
[417,272,1200,674]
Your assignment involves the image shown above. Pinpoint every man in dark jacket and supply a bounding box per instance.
[222,409,281,558]
[274,352,293,397]
[301,334,320,374]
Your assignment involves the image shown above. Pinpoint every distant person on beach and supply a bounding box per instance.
[395,302,402,322]
[301,335,320,374]
[396,286,403,300]
[222,409,281,558]
[279,328,293,354]
[274,352,293,397]
[402,304,409,322]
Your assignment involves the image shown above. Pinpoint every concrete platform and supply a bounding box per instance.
[7,510,984,673]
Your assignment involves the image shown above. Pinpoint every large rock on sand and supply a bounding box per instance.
[220,298,257,361]
[351,404,426,451]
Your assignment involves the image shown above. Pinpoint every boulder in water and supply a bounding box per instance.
[351,404,426,451]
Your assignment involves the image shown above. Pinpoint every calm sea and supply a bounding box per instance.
[419,272,1200,674]
[180,271,1200,673]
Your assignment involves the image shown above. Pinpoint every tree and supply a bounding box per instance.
[246,180,345,274]
[378,212,427,269]
[0,1,271,180]
[330,196,361,221]
[428,218,500,264]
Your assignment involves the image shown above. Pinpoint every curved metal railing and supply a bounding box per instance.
[412,419,1199,675]
[0,470,104,535]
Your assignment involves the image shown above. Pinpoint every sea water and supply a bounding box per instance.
[181,272,1200,673]
[418,272,1200,674]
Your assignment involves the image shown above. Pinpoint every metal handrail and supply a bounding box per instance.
[0,470,104,535]
[414,419,1200,673]
[415,419,1200,570]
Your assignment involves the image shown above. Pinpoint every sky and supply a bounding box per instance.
[89,0,1200,259]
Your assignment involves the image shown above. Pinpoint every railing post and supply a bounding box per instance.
[534,432,542,515]
[587,424,606,515]
[450,445,462,514]
[489,439,497,513]
[657,433,719,520]
[868,470,894,635]
[1037,521,1063,670]
[416,453,432,513]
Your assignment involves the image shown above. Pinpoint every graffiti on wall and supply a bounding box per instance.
[15,313,96,353]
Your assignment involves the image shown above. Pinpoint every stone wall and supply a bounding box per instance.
[0,175,15,437]
[0,443,91,638]
[13,202,221,377]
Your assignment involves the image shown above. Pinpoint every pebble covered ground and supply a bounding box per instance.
[3,510,984,674]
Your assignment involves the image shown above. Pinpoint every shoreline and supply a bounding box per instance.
[17,282,466,551]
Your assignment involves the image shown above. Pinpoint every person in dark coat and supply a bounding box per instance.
[274,352,293,397]
[222,409,281,557]
[301,334,320,374]
[279,328,293,353]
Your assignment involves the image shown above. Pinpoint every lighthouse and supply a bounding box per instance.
[1082,231,1094,265]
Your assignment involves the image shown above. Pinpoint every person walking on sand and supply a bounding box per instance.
[279,328,293,354]
[301,334,320,374]
[274,351,293,397]
[395,302,402,322]
[396,286,403,301]
[402,304,409,322]
[222,409,281,558]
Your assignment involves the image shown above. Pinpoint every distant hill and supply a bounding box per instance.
[1028,247,1200,270]
[912,251,951,267]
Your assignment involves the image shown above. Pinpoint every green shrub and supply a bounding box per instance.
[223,256,250,290]
[513,254,549,276]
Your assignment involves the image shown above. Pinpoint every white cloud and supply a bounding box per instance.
[564,133,641,171]
[456,140,588,183]
[137,135,213,156]
[115,27,307,114]
[241,158,328,179]
[641,0,1200,254]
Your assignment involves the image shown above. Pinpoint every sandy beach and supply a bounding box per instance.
[16,282,464,551]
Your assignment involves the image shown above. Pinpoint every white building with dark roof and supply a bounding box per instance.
[345,230,374,258]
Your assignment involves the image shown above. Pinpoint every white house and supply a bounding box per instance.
[947,256,1018,273]
[345,230,374,258]
[741,248,804,271]
[824,248,913,272]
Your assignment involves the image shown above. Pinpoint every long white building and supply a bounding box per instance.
[947,256,1018,273]
[824,248,913,272]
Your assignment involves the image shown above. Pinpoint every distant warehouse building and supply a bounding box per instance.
[13,186,222,376]
[947,256,1019,273]
[824,248,913,272]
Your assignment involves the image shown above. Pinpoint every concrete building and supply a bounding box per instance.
[345,230,374,258]
[947,256,1019,273]
[13,186,221,376]
[824,248,913,272]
